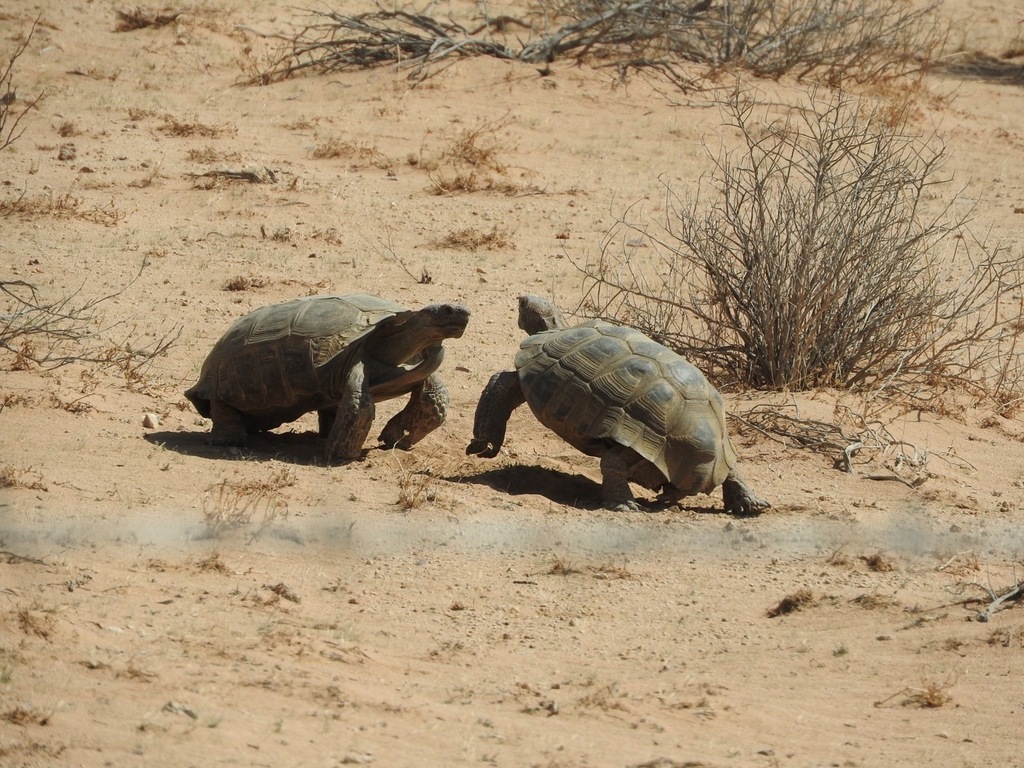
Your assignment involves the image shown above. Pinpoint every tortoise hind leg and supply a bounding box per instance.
[209,399,248,446]
[378,373,448,450]
[599,445,646,512]
[466,371,525,459]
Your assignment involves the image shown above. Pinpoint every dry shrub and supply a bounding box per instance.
[200,468,295,537]
[766,588,816,617]
[578,89,1024,411]
[243,1,945,89]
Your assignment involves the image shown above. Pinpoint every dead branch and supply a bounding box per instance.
[245,0,943,88]
[975,581,1024,623]
[0,261,182,371]
[1,17,46,152]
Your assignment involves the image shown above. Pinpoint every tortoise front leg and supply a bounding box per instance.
[209,399,248,446]
[378,373,448,450]
[324,361,374,463]
[722,471,770,516]
[466,371,525,459]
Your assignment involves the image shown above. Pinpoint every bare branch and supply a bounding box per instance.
[0,17,46,151]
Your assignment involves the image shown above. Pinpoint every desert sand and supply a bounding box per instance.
[2,2,1024,766]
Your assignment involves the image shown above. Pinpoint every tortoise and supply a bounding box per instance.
[185,293,470,462]
[466,295,768,514]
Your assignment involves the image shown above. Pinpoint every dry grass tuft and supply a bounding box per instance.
[0,464,47,491]
[194,552,232,574]
[0,192,124,226]
[903,681,952,708]
[767,588,816,618]
[862,553,898,572]
[434,226,516,251]
[311,135,390,169]
[543,556,583,576]
[2,705,51,726]
[423,115,538,197]
[159,114,235,139]
[186,146,242,164]
[223,275,271,292]
[851,593,899,610]
[200,468,295,537]
[17,609,54,640]
[396,468,437,510]
[114,8,181,32]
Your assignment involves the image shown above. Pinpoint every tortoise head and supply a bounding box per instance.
[372,302,471,364]
[517,295,569,335]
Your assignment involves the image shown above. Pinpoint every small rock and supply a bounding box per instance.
[58,143,76,161]
[142,413,159,429]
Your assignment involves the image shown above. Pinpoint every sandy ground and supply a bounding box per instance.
[2,1,1024,766]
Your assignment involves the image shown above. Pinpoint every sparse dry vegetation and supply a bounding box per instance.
[241,0,946,89]
[578,89,1024,412]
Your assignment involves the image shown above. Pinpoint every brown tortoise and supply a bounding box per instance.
[186,294,470,462]
[466,295,768,514]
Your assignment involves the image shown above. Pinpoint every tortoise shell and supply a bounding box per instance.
[515,321,737,495]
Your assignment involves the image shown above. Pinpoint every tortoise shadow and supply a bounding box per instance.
[452,463,728,515]
[452,464,603,508]
[454,466,729,514]
[144,429,330,466]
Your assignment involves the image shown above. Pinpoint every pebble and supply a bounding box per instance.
[142,413,159,429]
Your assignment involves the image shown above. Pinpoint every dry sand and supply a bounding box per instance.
[2,2,1024,766]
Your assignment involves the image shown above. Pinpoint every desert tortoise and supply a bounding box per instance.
[185,294,470,462]
[466,295,767,514]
